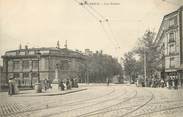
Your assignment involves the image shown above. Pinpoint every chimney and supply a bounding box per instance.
[64,40,67,49]
[57,40,60,48]
[25,45,28,50]
[19,44,22,50]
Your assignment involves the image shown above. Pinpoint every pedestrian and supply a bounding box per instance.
[14,78,19,93]
[160,79,165,88]
[60,81,65,91]
[168,77,171,89]
[71,78,74,88]
[74,78,78,88]
[152,79,154,87]
[181,79,183,87]
[174,78,178,89]
[66,79,70,90]
[8,77,15,96]
[136,79,139,87]
[106,78,110,86]
[69,79,72,89]
[44,79,48,91]
[142,81,145,87]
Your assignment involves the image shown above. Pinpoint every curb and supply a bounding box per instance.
[13,88,87,97]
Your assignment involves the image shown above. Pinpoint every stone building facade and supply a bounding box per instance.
[0,66,6,91]
[1,47,86,88]
[156,6,183,84]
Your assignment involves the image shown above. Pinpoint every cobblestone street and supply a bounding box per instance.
[0,84,183,117]
[1,1,183,117]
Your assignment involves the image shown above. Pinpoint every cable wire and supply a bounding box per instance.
[81,1,121,49]
[82,0,106,20]
[99,21,117,50]
[73,0,101,21]
[72,0,120,52]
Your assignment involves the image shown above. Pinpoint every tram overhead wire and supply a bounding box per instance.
[72,0,121,53]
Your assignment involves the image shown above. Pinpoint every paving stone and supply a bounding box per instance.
[0,84,183,117]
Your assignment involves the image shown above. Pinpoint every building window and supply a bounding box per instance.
[160,43,165,51]
[170,57,175,68]
[169,17,177,27]
[14,73,20,78]
[29,51,35,55]
[40,50,49,54]
[169,32,175,42]
[16,51,20,55]
[23,72,29,78]
[19,51,25,55]
[60,60,69,70]
[23,60,29,69]
[31,72,38,77]
[169,44,175,54]
[13,61,20,70]
[25,50,29,55]
[32,60,38,69]
[6,52,16,56]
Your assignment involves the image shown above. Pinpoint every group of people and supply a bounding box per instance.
[8,77,19,95]
[147,78,165,88]
[59,78,78,91]
[148,77,179,89]
[166,77,179,89]
[8,77,79,95]
[136,76,180,89]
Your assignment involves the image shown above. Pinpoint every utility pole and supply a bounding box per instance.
[87,70,89,84]
[144,49,147,87]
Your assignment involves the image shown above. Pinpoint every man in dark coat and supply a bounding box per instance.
[60,81,65,91]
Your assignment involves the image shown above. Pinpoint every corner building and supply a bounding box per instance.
[1,47,86,88]
[156,6,183,85]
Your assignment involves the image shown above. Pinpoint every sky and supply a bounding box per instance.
[0,0,183,65]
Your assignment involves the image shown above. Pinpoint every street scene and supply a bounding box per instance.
[0,0,183,117]
[0,84,183,117]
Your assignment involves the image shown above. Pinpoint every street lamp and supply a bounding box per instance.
[35,52,42,93]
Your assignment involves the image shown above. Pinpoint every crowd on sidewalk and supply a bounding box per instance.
[60,78,79,91]
[136,76,183,90]
[8,77,79,96]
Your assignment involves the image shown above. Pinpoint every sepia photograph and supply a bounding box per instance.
[0,0,183,117]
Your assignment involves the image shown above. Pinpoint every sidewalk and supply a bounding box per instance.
[13,87,87,97]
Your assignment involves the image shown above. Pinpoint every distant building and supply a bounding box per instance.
[156,6,183,83]
[84,49,93,56]
[1,46,86,88]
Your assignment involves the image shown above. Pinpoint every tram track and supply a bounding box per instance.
[131,104,183,117]
[117,89,183,117]
[41,86,128,117]
[28,86,116,110]
[76,88,138,117]
[4,86,182,117]
[76,88,154,117]
[119,89,154,117]
[2,86,119,116]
